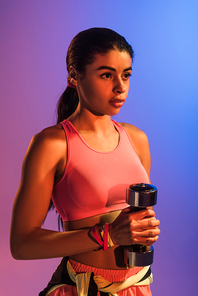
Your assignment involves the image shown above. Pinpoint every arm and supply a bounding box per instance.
[10,126,100,260]
[109,123,160,246]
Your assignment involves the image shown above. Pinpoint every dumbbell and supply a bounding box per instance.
[124,183,157,267]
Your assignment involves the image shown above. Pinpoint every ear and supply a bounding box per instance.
[69,66,78,86]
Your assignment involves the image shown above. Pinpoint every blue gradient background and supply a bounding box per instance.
[0,0,198,295]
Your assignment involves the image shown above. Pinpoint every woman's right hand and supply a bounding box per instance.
[109,207,160,246]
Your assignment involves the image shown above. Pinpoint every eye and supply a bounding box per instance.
[101,73,112,79]
[123,72,132,80]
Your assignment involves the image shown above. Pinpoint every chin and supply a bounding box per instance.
[109,109,121,116]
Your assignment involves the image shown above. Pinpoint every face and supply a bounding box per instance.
[75,49,132,116]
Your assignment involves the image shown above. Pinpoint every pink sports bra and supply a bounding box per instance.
[52,120,149,222]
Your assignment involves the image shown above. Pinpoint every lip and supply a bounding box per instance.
[109,98,125,108]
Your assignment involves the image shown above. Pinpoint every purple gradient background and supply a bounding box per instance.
[1,0,198,295]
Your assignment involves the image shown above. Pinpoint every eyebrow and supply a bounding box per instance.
[96,66,132,72]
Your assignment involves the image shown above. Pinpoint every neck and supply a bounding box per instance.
[68,105,114,134]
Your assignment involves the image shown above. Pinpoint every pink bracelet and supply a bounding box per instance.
[92,226,104,248]
[103,223,109,251]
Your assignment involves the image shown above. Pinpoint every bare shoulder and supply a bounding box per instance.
[32,123,66,145]
[118,122,151,179]
[28,123,66,157]
[23,124,67,183]
[118,122,149,146]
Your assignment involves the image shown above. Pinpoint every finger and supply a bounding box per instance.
[131,217,160,231]
[133,228,161,238]
[130,209,156,220]
[133,235,159,246]
[147,218,160,227]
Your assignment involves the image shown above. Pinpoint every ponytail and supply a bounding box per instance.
[57,86,79,123]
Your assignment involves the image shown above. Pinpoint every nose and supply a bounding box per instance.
[113,78,126,94]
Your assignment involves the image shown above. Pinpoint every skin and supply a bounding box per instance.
[10,49,160,269]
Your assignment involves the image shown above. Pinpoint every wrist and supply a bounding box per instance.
[90,223,115,251]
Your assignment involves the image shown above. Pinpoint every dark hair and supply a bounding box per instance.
[57,27,134,123]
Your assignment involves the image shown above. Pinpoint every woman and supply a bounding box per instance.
[10,28,160,296]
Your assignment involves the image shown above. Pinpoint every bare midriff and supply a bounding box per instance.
[63,210,131,270]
